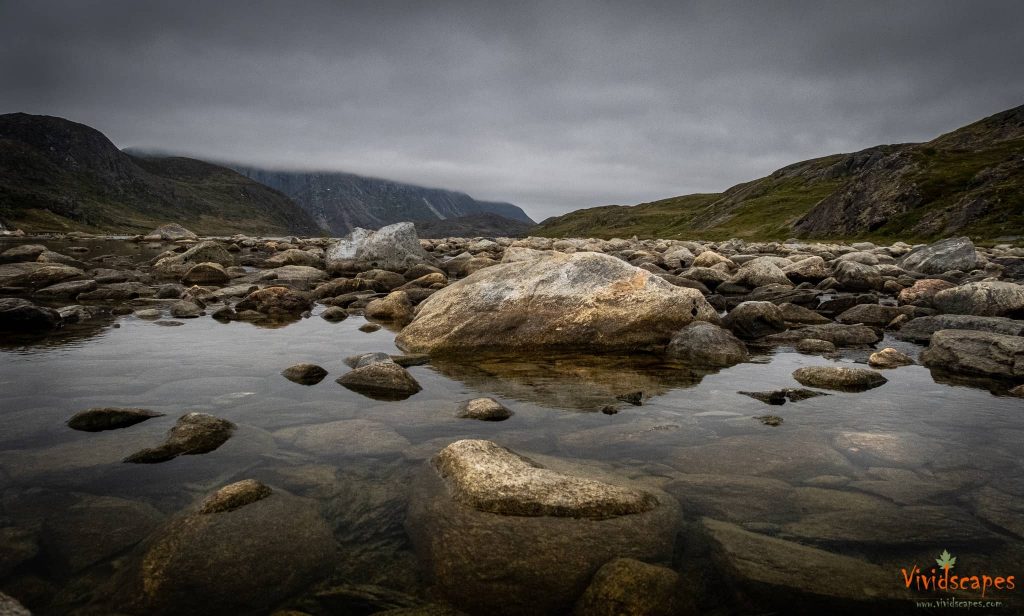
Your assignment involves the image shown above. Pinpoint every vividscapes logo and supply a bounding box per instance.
[901,550,1016,599]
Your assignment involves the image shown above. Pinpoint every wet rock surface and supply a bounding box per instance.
[124,412,236,463]
[433,440,657,518]
[792,366,888,392]
[66,407,165,432]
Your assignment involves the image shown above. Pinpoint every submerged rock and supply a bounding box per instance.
[124,413,236,463]
[67,407,165,432]
[281,363,328,385]
[703,518,906,607]
[920,329,1024,379]
[42,494,164,574]
[739,388,829,405]
[198,479,273,514]
[754,415,784,426]
[573,558,685,616]
[666,321,748,367]
[792,366,887,392]
[457,398,513,421]
[336,360,422,400]
[407,440,680,615]
[129,491,335,615]
[396,252,718,354]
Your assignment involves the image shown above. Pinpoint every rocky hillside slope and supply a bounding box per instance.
[537,105,1024,242]
[232,165,534,236]
[0,113,323,236]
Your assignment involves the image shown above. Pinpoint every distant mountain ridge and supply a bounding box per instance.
[231,165,534,236]
[414,212,536,238]
[0,113,322,235]
[536,104,1024,241]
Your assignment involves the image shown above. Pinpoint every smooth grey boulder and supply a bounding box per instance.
[900,236,979,274]
[721,301,786,339]
[457,398,513,421]
[920,329,1024,379]
[327,222,436,274]
[932,281,1024,317]
[894,314,1024,343]
[336,359,422,400]
[833,260,882,291]
[281,363,328,385]
[666,321,748,367]
[396,252,718,354]
[764,323,880,346]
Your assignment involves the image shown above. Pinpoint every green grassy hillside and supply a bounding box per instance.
[0,113,324,236]
[536,105,1024,242]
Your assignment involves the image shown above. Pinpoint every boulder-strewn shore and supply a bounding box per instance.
[3,226,1021,386]
[2,223,1023,615]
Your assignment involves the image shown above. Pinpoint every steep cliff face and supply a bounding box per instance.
[233,166,533,236]
[0,113,323,235]
[537,104,1024,241]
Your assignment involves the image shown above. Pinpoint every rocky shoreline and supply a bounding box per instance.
[1,223,1023,615]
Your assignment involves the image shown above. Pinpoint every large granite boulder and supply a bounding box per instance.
[900,236,979,274]
[327,222,436,274]
[920,329,1024,380]
[406,440,680,615]
[932,281,1024,317]
[396,252,718,354]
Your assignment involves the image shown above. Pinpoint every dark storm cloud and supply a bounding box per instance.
[2,0,1022,220]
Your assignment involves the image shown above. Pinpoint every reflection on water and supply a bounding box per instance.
[430,353,714,409]
[0,280,1023,613]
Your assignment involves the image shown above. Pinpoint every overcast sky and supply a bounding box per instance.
[2,1,1022,221]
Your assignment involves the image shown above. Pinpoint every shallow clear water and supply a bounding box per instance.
[1,239,1023,614]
